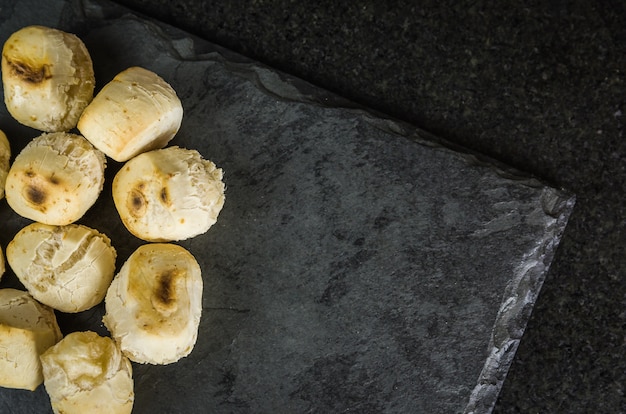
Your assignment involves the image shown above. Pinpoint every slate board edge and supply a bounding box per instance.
[464,190,575,414]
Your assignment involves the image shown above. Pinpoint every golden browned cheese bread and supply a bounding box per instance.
[4,132,106,225]
[41,331,134,414]
[7,223,117,313]
[112,146,225,241]
[77,66,183,162]
[0,129,9,200]
[103,243,203,365]
[1,25,94,132]
[0,288,62,391]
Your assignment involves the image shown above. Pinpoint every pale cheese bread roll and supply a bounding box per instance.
[0,129,9,200]
[7,223,117,313]
[0,288,62,391]
[103,243,203,365]
[1,25,94,132]
[112,146,225,242]
[77,66,183,162]
[4,132,106,225]
[41,331,134,414]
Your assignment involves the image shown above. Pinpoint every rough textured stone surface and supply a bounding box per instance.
[0,1,574,413]
[109,1,626,413]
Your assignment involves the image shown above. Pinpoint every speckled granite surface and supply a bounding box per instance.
[109,2,626,413]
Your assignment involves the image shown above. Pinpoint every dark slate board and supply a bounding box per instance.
[0,0,574,413]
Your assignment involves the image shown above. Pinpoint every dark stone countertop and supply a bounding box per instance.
[111,1,626,412]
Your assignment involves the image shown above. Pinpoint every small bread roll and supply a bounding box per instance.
[1,25,94,132]
[4,132,106,225]
[103,243,203,365]
[0,129,10,199]
[0,288,62,391]
[41,331,134,414]
[7,223,117,313]
[77,66,183,162]
[112,146,225,241]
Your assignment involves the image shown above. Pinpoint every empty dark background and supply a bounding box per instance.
[112,1,625,412]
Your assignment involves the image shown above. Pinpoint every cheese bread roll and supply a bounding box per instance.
[7,223,117,313]
[5,132,106,225]
[41,331,134,414]
[1,25,94,132]
[0,129,10,200]
[112,146,225,241]
[0,288,62,391]
[78,66,183,162]
[103,243,203,365]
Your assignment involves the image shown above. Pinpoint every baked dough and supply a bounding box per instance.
[112,146,225,241]
[103,243,203,365]
[77,66,183,162]
[4,132,106,225]
[0,288,62,391]
[41,331,134,414]
[1,25,94,132]
[7,223,117,313]
[0,129,9,200]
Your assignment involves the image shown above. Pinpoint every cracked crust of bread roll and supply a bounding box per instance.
[0,129,9,200]
[103,243,203,365]
[4,132,106,225]
[77,66,183,162]
[112,146,225,242]
[7,223,117,313]
[0,288,63,391]
[1,25,94,132]
[41,331,134,414]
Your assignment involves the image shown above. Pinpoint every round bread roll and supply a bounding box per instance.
[7,223,117,313]
[4,132,106,225]
[0,129,10,200]
[77,66,183,162]
[0,288,62,391]
[103,243,203,365]
[112,146,225,242]
[1,25,94,132]
[41,331,134,414]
